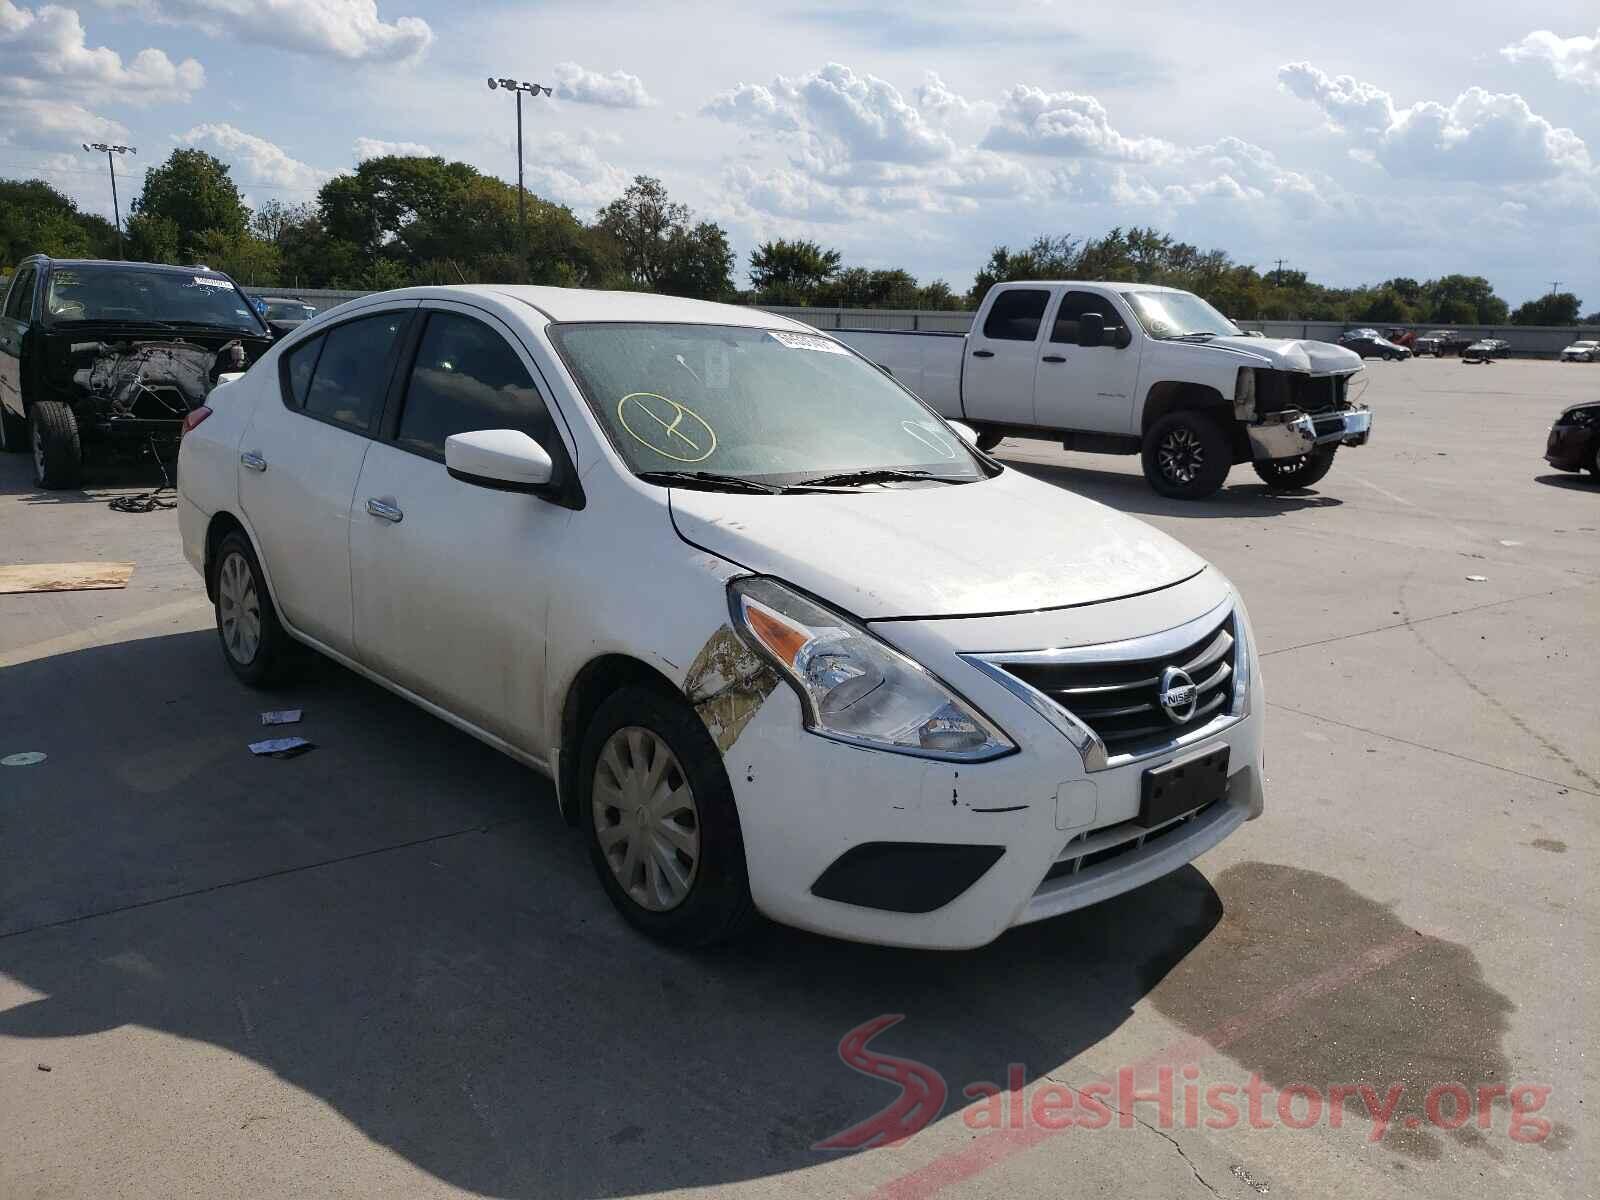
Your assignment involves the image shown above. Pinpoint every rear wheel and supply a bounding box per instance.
[1142,411,1232,499]
[30,401,81,489]
[211,531,296,687]
[580,684,756,947]
[1253,445,1338,490]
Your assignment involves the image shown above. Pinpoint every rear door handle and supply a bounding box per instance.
[365,497,404,524]
[1041,355,1067,364]
[971,349,994,358]
[240,451,267,472]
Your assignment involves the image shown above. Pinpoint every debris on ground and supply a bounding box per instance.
[259,709,303,727]
[2,751,48,767]
[1466,574,1488,582]
[0,562,134,594]
[36,1064,51,1073]
[247,737,316,759]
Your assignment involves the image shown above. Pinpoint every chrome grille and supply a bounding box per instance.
[989,612,1236,758]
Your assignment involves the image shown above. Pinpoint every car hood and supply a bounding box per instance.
[668,469,1207,620]
[1161,335,1364,374]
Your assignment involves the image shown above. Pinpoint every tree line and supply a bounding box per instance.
[2,152,1594,326]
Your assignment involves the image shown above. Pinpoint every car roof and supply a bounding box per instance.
[346,284,814,330]
[998,281,1189,294]
[24,256,233,277]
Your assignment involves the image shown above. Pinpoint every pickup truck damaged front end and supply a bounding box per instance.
[1234,365,1371,462]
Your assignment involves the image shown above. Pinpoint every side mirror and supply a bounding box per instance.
[1077,312,1106,348]
[948,420,980,447]
[445,429,554,493]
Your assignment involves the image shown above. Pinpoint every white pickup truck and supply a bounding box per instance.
[834,281,1372,499]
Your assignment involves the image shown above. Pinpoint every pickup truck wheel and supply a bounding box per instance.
[211,531,296,687]
[1253,445,1338,490]
[1142,411,1231,500]
[29,401,82,489]
[580,684,757,948]
[0,402,26,453]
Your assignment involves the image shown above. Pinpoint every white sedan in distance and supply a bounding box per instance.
[177,286,1265,950]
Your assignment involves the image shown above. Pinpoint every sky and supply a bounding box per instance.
[2,0,1597,308]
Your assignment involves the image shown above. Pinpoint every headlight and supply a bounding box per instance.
[729,577,1015,761]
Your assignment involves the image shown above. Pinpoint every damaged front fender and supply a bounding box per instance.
[683,624,779,754]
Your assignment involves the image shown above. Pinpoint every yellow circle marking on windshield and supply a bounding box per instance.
[617,392,717,463]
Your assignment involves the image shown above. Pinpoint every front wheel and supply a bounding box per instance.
[1253,445,1337,490]
[30,401,82,489]
[1142,411,1232,499]
[580,685,756,947]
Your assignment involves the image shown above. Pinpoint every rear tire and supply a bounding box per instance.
[0,402,26,453]
[30,401,81,489]
[1253,445,1338,491]
[580,684,757,948]
[1142,410,1232,500]
[211,531,296,687]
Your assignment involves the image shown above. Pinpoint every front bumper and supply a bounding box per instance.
[1247,405,1372,461]
[724,588,1266,949]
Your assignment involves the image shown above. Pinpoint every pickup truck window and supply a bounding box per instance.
[981,289,1050,342]
[1120,291,1239,340]
[3,267,34,320]
[550,322,987,487]
[1050,290,1129,346]
[42,265,268,335]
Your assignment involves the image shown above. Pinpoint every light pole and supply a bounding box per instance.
[486,76,552,268]
[83,143,136,260]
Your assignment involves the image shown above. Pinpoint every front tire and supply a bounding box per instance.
[1253,445,1338,490]
[580,684,756,947]
[1142,411,1232,499]
[211,531,296,687]
[30,401,81,489]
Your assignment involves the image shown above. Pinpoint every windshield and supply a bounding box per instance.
[550,323,988,487]
[266,301,316,321]
[1120,291,1240,339]
[43,266,267,334]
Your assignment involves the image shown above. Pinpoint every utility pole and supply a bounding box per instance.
[1272,258,1288,285]
[1548,281,1562,295]
[82,143,136,259]
[487,76,553,272]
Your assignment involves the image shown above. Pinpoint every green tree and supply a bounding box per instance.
[594,176,733,297]
[1511,292,1582,326]
[749,238,841,301]
[124,212,180,264]
[191,228,281,286]
[130,149,249,262]
[658,220,735,300]
[1422,275,1508,325]
[0,179,118,264]
[968,234,1082,306]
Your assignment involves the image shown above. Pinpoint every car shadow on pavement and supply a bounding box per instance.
[1003,457,1345,519]
[1533,472,1597,492]
[0,629,1227,1197]
[0,454,174,504]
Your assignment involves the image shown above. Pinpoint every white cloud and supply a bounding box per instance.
[1278,61,1592,181]
[980,85,1176,163]
[520,130,632,211]
[179,122,334,192]
[1501,26,1600,90]
[0,0,203,103]
[98,0,431,63]
[550,61,653,108]
[704,63,955,166]
[353,136,432,161]
[0,96,127,149]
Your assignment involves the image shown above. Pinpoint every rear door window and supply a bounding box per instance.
[300,312,409,434]
[981,289,1049,342]
[4,267,36,320]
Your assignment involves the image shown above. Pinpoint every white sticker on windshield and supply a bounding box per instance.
[768,330,848,354]
[191,276,233,288]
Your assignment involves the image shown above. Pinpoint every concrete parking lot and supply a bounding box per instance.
[1,358,1594,1199]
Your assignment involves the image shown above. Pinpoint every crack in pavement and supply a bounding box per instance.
[1041,1071,1222,1199]
[0,816,533,943]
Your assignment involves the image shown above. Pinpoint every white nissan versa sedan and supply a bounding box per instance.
[177,286,1265,950]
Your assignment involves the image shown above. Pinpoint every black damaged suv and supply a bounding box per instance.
[0,256,274,488]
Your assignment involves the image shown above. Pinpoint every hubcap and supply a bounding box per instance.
[217,551,262,664]
[1158,427,1205,484]
[592,727,700,912]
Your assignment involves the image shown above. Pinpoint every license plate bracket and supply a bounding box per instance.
[1139,746,1229,828]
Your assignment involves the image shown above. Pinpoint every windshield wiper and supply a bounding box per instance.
[1163,331,1219,342]
[792,467,962,488]
[635,470,785,494]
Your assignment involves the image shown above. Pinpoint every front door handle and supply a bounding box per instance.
[971,349,995,358]
[1041,355,1067,364]
[240,451,267,472]
[365,497,404,524]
